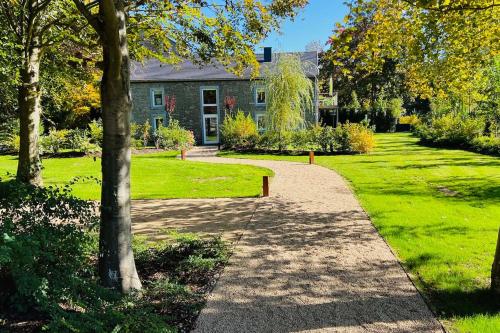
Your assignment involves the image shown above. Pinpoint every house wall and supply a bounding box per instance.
[131,79,317,145]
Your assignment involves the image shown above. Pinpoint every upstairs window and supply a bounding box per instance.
[256,87,266,105]
[151,88,164,108]
[202,88,218,114]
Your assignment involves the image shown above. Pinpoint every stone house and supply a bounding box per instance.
[130,48,319,145]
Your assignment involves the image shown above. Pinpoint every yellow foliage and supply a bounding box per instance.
[346,123,375,153]
[399,115,421,125]
[67,80,100,117]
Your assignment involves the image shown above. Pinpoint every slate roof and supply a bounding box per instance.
[130,52,319,82]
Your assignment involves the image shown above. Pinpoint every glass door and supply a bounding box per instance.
[203,114,219,144]
[201,88,219,144]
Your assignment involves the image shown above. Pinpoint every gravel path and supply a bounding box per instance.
[186,147,444,333]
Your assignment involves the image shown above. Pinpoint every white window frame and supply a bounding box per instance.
[255,113,266,132]
[153,117,164,130]
[150,88,164,108]
[200,86,220,144]
[255,87,266,105]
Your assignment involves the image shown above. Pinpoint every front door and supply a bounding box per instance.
[203,114,219,144]
[201,87,219,144]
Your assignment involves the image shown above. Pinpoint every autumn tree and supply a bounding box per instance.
[354,0,499,100]
[0,0,91,185]
[71,0,308,293]
[41,50,101,129]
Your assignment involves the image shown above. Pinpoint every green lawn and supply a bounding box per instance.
[0,151,273,199]
[221,133,500,333]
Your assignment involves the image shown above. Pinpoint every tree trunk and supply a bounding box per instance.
[16,41,43,186]
[98,0,141,293]
[492,227,500,294]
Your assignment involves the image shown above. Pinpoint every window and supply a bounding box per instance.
[154,117,164,130]
[201,87,219,144]
[256,113,266,132]
[202,88,218,114]
[151,88,164,108]
[255,87,266,105]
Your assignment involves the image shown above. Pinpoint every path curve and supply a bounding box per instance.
[188,148,443,333]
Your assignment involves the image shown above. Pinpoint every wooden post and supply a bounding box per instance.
[262,176,269,197]
[181,149,186,160]
[309,151,315,164]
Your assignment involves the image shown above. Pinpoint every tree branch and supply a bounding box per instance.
[401,0,499,12]
[72,0,102,34]
[0,3,22,42]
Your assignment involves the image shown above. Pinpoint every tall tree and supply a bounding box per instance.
[0,0,89,185]
[72,0,308,293]
[264,53,313,150]
[322,1,409,112]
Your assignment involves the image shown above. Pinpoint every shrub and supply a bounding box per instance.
[415,113,484,147]
[315,126,336,153]
[139,121,152,147]
[5,134,20,152]
[88,119,103,146]
[345,123,375,153]
[333,124,351,152]
[131,122,152,147]
[131,138,145,149]
[0,180,98,314]
[130,122,139,141]
[290,129,311,150]
[154,119,195,150]
[220,111,258,149]
[257,130,293,150]
[399,115,420,126]
[0,177,230,332]
[66,128,89,152]
[40,128,70,154]
[471,135,500,156]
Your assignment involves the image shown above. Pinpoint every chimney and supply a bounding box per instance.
[263,47,272,62]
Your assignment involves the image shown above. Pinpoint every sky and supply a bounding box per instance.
[258,0,349,52]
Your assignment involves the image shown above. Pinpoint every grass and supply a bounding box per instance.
[221,133,500,333]
[0,151,273,199]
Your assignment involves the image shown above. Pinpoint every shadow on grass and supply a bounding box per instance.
[423,286,499,319]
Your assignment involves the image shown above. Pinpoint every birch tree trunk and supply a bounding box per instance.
[492,228,500,294]
[16,40,43,186]
[97,0,141,292]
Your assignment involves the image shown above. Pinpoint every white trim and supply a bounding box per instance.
[202,114,219,144]
[200,86,220,144]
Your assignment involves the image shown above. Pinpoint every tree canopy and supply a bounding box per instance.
[324,0,499,102]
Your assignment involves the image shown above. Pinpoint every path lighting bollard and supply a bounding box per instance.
[263,176,269,197]
[309,151,315,165]
[181,149,186,160]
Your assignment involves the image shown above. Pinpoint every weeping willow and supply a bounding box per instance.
[263,54,313,148]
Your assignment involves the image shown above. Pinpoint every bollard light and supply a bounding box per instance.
[262,176,269,197]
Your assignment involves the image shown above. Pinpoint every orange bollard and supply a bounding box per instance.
[309,151,315,164]
[263,176,269,197]
[181,149,186,160]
